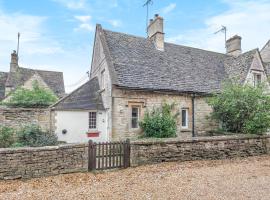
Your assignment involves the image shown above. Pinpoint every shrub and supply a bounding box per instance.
[16,124,58,147]
[0,126,15,148]
[3,81,58,108]
[140,103,179,138]
[207,81,270,134]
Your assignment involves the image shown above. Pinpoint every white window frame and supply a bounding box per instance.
[130,106,140,129]
[88,111,97,130]
[181,108,189,129]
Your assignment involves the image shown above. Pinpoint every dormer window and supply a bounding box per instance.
[253,73,261,87]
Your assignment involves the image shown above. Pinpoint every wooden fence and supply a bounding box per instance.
[88,139,130,171]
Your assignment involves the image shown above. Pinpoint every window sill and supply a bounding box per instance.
[181,128,191,132]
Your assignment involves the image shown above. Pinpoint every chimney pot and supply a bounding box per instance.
[226,35,242,56]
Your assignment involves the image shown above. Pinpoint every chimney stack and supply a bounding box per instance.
[147,14,165,51]
[226,35,242,57]
[10,50,18,72]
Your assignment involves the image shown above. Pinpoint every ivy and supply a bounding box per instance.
[2,81,58,108]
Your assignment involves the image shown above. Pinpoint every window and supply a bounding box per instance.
[101,70,105,89]
[131,107,139,129]
[253,73,261,87]
[181,109,188,129]
[89,112,97,129]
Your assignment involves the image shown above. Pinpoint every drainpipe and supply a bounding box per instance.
[192,94,195,137]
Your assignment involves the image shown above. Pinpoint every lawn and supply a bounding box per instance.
[0,155,270,200]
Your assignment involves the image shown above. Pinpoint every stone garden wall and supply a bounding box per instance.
[0,107,52,131]
[130,135,270,166]
[1,135,270,180]
[0,143,88,180]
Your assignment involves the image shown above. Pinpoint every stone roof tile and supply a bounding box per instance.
[52,77,104,110]
[102,29,256,94]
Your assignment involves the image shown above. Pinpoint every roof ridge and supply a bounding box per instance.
[103,28,229,56]
[19,66,63,74]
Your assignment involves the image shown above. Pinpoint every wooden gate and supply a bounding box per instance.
[88,139,130,171]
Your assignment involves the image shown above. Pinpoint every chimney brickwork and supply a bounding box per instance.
[147,14,165,51]
[10,50,18,73]
[226,35,242,57]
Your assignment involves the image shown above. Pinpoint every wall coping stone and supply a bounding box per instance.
[0,106,49,111]
[131,134,270,145]
[0,143,88,153]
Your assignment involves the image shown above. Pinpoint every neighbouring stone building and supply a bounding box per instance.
[0,51,65,101]
[0,50,65,131]
[53,14,270,143]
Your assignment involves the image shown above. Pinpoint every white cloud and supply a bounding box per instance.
[166,0,270,53]
[52,0,86,10]
[0,9,87,93]
[108,19,122,28]
[74,15,91,23]
[0,11,63,64]
[161,3,176,14]
[74,15,95,32]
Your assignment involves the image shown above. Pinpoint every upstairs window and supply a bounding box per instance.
[101,70,105,89]
[131,107,140,129]
[181,108,189,129]
[253,73,261,87]
[89,112,97,129]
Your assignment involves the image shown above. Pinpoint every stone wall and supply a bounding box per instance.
[0,143,88,180]
[130,135,270,166]
[112,88,217,140]
[0,107,51,131]
[90,25,113,141]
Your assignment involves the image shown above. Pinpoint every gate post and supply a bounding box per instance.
[88,140,96,171]
[124,139,130,168]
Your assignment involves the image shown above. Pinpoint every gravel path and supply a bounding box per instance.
[1,155,270,200]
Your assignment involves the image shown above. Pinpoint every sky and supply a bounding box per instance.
[0,0,270,92]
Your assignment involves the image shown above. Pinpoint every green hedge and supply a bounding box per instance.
[207,81,270,134]
[0,124,58,148]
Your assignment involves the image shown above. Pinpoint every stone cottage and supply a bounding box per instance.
[53,14,270,143]
[0,50,65,131]
[0,51,65,101]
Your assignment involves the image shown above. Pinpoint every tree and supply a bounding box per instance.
[207,81,270,134]
[2,81,58,108]
[139,103,179,138]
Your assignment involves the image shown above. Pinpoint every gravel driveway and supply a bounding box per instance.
[1,155,270,200]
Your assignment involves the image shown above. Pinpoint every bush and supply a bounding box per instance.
[140,103,179,138]
[207,81,270,134]
[2,81,58,108]
[0,126,15,148]
[16,124,58,147]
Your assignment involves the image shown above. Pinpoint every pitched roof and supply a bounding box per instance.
[101,27,257,94]
[52,77,104,110]
[5,67,65,97]
[0,72,8,100]
[224,49,258,83]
